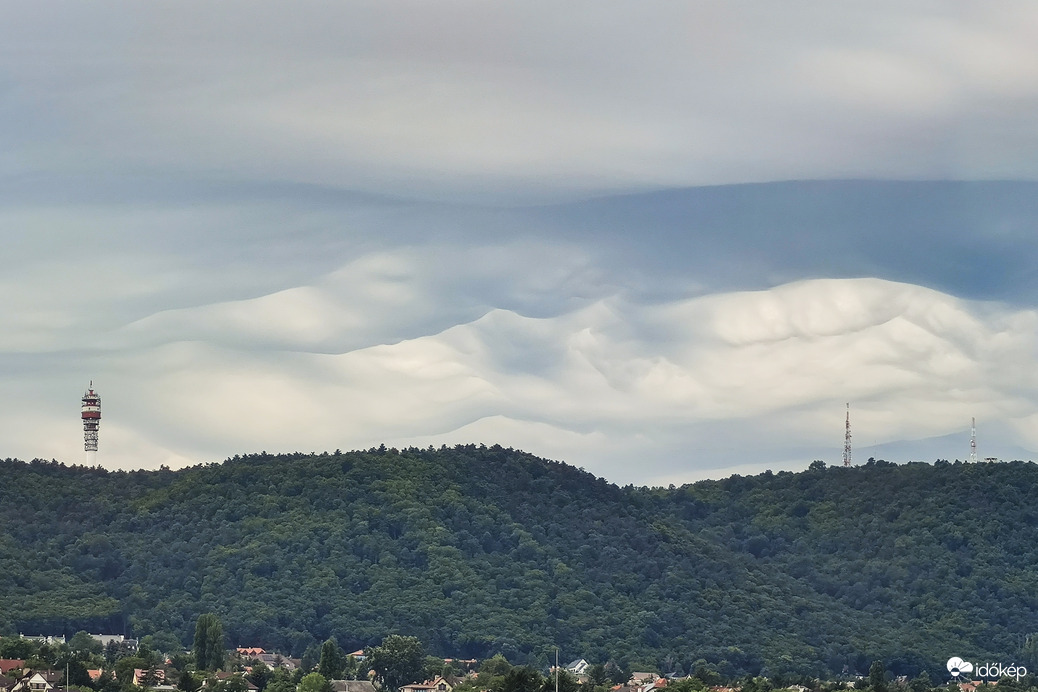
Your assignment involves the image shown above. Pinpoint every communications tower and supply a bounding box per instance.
[82,382,101,464]
[970,417,978,463]
[843,403,852,467]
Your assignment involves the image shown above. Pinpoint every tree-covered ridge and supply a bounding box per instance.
[2,449,1038,680]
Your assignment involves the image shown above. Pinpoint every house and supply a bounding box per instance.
[0,664,23,678]
[207,672,258,692]
[89,635,137,650]
[18,636,65,647]
[636,679,667,692]
[330,681,377,692]
[347,650,366,661]
[133,669,167,688]
[15,671,63,692]
[631,674,659,685]
[19,636,64,647]
[400,676,454,692]
[87,671,103,684]
[565,660,591,676]
[237,648,266,658]
[956,683,997,692]
[254,654,297,671]
[0,675,16,692]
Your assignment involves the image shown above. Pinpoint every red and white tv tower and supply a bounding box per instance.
[82,382,101,464]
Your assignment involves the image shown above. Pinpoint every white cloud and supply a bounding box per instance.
[5,272,1035,484]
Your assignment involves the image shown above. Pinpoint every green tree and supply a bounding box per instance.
[138,641,161,668]
[142,666,160,689]
[69,631,103,659]
[178,671,203,692]
[367,635,427,692]
[103,641,120,665]
[604,663,630,686]
[318,639,345,680]
[65,659,92,688]
[585,665,608,688]
[96,671,121,692]
[298,673,333,692]
[250,663,274,692]
[143,631,185,658]
[115,656,147,684]
[541,671,579,692]
[868,661,887,692]
[908,672,931,692]
[497,667,543,692]
[1023,635,1038,673]
[193,613,225,672]
[0,637,37,659]
[480,656,512,678]
[666,680,705,692]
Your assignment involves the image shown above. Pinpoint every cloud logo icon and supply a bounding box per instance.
[947,658,974,677]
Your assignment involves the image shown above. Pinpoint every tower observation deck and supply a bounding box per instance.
[82,383,101,458]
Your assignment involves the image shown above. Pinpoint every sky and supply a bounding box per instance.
[3,2,1038,485]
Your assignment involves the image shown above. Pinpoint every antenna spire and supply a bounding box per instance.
[843,403,852,467]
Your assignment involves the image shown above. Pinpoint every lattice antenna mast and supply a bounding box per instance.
[970,417,978,463]
[843,403,852,467]
[81,381,101,464]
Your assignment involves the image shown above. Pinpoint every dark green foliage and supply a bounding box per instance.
[69,631,102,657]
[367,635,427,691]
[545,671,580,692]
[194,613,225,671]
[96,671,121,692]
[209,675,250,692]
[604,662,629,686]
[908,671,931,692]
[298,673,331,692]
[318,638,346,679]
[496,667,543,692]
[868,661,887,692]
[179,670,202,692]
[250,663,274,692]
[584,665,608,687]
[66,659,92,688]
[4,451,1038,679]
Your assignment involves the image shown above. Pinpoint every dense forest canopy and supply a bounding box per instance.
[3,447,1038,681]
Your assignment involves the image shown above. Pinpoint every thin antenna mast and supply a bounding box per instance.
[970,417,978,463]
[843,403,852,467]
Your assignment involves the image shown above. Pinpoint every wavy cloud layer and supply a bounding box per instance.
[5,259,1035,484]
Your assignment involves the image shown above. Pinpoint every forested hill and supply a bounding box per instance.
[3,448,1038,680]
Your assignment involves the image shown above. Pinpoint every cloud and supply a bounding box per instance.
[2,3,1038,198]
[2,4,1038,483]
[6,265,1036,485]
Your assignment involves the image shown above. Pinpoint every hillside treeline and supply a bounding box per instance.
[2,447,1038,680]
